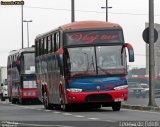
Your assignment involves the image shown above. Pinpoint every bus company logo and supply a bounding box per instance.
[1,1,24,5]
[96,86,100,91]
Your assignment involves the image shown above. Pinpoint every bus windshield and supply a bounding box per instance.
[23,53,35,74]
[66,45,126,77]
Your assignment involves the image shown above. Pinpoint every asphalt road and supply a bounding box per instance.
[1,100,160,127]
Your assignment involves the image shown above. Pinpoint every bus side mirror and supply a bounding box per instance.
[122,43,134,62]
[1,83,3,86]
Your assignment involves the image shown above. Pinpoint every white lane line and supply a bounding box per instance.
[44,110,52,112]
[18,122,73,127]
[74,115,85,118]
[53,111,61,114]
[103,120,116,123]
[62,113,72,116]
[35,108,43,111]
[87,118,100,120]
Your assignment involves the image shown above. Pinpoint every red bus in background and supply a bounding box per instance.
[35,21,134,111]
[7,47,39,104]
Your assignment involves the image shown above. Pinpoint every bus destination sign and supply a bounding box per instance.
[65,30,123,45]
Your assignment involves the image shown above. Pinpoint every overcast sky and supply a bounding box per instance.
[0,0,160,68]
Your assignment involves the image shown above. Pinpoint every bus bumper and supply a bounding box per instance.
[66,88,128,104]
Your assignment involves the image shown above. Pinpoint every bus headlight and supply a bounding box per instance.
[114,85,128,90]
[67,88,83,92]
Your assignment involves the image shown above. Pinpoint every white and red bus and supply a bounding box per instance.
[7,47,39,104]
[35,21,134,111]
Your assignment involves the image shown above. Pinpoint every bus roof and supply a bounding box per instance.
[60,21,121,31]
[35,21,122,39]
[9,47,34,56]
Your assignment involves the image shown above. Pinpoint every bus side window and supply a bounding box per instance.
[54,33,57,51]
[56,32,60,50]
[42,38,45,55]
[43,37,48,54]
[51,34,55,52]
[47,35,52,53]
[35,40,39,56]
[45,37,48,54]
[40,38,43,55]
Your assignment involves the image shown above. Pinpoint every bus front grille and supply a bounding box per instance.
[85,94,112,102]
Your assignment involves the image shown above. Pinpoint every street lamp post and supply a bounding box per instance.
[21,2,24,48]
[71,0,75,22]
[23,20,32,48]
[101,0,112,22]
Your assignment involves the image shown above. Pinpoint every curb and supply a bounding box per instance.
[122,103,160,112]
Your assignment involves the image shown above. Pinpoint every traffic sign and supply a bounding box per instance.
[142,27,158,44]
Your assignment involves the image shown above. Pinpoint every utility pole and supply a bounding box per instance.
[148,0,157,107]
[71,0,75,22]
[101,0,112,22]
[21,2,24,48]
[105,0,108,22]
[23,20,32,48]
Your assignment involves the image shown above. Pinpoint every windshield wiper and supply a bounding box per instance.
[97,66,112,76]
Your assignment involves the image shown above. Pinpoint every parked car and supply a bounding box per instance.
[128,82,149,98]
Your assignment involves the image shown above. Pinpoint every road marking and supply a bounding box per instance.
[87,118,100,120]
[53,111,61,114]
[74,115,85,118]
[35,108,43,111]
[44,110,52,112]
[62,113,72,116]
[103,119,116,123]
[18,122,73,127]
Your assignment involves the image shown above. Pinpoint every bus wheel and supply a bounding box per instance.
[9,97,11,102]
[11,98,16,104]
[1,95,5,101]
[19,98,26,105]
[60,93,69,111]
[43,92,52,109]
[112,102,121,111]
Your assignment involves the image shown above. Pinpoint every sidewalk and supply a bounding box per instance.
[122,102,160,112]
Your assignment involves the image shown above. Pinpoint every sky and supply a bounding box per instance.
[0,0,160,68]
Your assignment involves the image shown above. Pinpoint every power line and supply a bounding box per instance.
[21,6,160,16]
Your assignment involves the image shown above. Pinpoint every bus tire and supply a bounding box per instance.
[59,87,69,111]
[1,95,5,101]
[9,97,11,102]
[11,98,16,104]
[19,98,26,105]
[43,92,52,109]
[112,102,121,111]
[60,100,70,111]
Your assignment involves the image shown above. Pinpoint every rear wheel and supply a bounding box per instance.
[1,95,5,101]
[11,98,17,104]
[59,87,70,111]
[60,97,70,111]
[9,97,11,102]
[112,102,121,111]
[43,92,52,109]
[19,98,26,105]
